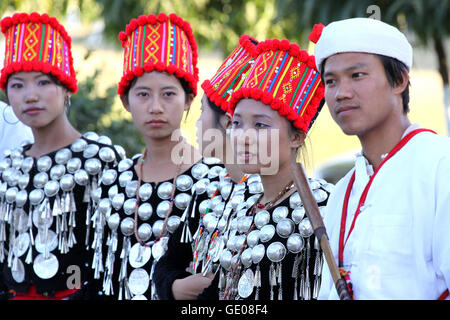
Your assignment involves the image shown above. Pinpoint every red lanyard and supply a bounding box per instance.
[338,128,436,267]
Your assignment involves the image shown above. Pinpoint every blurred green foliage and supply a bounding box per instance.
[1,0,449,152]
[68,51,144,156]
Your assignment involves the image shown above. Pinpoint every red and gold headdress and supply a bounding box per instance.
[201,35,258,112]
[229,24,325,132]
[0,12,77,93]
[117,13,199,96]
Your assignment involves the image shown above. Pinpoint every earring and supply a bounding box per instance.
[2,104,19,125]
[65,96,71,108]
[64,96,71,114]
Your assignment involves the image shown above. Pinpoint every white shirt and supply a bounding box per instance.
[0,101,33,160]
[319,124,450,300]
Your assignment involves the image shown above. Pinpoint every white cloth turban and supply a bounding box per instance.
[314,18,413,71]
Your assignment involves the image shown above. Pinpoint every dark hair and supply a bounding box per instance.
[377,55,410,113]
[205,95,226,130]
[321,54,410,114]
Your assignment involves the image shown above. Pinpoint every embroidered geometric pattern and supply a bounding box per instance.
[118,13,198,96]
[228,38,325,132]
[23,23,38,61]
[145,25,160,63]
[1,12,77,93]
[201,35,258,112]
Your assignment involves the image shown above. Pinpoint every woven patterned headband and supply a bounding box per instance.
[201,35,258,112]
[1,12,77,93]
[229,24,325,132]
[117,13,199,96]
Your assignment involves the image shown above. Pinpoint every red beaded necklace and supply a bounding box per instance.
[255,180,294,210]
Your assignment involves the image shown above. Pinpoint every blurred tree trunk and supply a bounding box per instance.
[433,34,450,134]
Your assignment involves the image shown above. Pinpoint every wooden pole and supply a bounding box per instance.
[290,159,352,300]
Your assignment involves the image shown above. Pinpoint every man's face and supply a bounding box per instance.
[322,52,400,137]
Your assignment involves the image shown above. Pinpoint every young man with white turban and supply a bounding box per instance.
[315,18,450,300]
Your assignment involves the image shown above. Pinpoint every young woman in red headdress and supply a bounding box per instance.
[197,30,333,300]
[96,13,229,300]
[153,35,262,300]
[0,12,123,300]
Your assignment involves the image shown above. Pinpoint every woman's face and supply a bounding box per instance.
[231,98,300,175]
[122,71,192,141]
[6,71,68,129]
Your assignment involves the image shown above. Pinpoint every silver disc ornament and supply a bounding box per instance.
[191,163,209,180]
[70,138,88,153]
[129,243,152,268]
[156,201,171,218]
[15,189,28,208]
[102,169,118,186]
[137,202,153,221]
[12,258,25,283]
[36,156,52,172]
[298,217,314,238]
[152,220,167,238]
[83,144,99,159]
[292,206,306,224]
[251,244,265,264]
[74,169,89,186]
[272,206,289,223]
[289,192,302,209]
[138,183,153,201]
[125,180,138,198]
[176,175,193,192]
[50,164,66,180]
[128,268,150,296]
[119,171,133,188]
[259,224,275,243]
[99,147,116,163]
[35,230,58,254]
[238,268,255,298]
[55,148,72,165]
[83,131,99,141]
[120,217,135,236]
[66,158,82,174]
[118,158,133,172]
[220,250,232,271]
[254,210,270,229]
[107,213,120,231]
[157,182,173,200]
[84,158,102,176]
[166,216,181,233]
[267,241,287,263]
[21,156,34,173]
[44,180,60,198]
[276,218,295,238]
[33,172,48,189]
[18,173,30,190]
[14,233,30,257]
[123,198,137,215]
[287,233,304,254]
[246,230,260,248]
[240,248,253,268]
[111,193,125,211]
[33,253,59,279]
[29,188,44,205]
[174,193,191,210]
